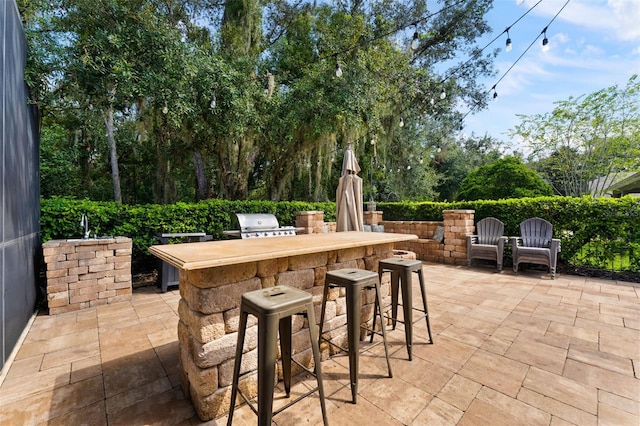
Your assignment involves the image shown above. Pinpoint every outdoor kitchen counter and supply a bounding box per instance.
[150,231,418,421]
[149,231,418,270]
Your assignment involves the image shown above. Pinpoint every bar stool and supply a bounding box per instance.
[373,258,433,361]
[227,286,328,426]
[318,268,392,404]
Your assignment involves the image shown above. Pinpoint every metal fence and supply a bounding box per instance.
[1,1,41,370]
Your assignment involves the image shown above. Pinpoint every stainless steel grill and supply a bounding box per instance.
[223,213,300,239]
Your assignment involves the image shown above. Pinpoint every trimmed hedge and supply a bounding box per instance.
[41,197,336,272]
[380,196,640,272]
[41,196,640,274]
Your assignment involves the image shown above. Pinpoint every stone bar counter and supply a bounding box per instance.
[149,231,418,420]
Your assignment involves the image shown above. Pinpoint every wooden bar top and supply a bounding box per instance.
[149,231,417,270]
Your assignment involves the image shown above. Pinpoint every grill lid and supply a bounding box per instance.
[224,213,300,239]
[234,213,280,231]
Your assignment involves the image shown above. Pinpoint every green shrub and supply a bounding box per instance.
[380,196,640,273]
[41,196,639,274]
[40,197,336,272]
[457,157,554,201]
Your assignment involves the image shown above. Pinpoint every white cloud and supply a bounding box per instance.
[527,0,640,42]
[608,0,640,40]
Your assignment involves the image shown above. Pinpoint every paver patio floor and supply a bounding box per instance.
[1,263,638,425]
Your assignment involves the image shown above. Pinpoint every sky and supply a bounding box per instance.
[460,0,640,150]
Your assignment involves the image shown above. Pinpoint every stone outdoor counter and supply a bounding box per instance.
[149,231,418,420]
[42,237,133,315]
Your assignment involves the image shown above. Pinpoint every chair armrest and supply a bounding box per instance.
[467,235,477,254]
[551,238,561,252]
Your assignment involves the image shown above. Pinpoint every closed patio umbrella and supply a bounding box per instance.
[336,143,364,232]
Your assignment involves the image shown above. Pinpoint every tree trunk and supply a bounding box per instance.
[155,124,176,204]
[192,150,209,201]
[103,104,122,203]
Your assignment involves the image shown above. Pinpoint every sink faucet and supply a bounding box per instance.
[80,214,90,239]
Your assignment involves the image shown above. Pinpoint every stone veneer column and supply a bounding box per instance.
[177,242,395,421]
[363,210,383,226]
[295,211,326,234]
[442,210,475,265]
[42,238,133,314]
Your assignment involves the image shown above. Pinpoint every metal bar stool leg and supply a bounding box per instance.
[373,278,393,379]
[279,316,292,396]
[227,310,248,426]
[416,268,433,343]
[400,267,414,360]
[257,315,279,425]
[390,271,400,329]
[345,283,361,404]
[305,302,329,426]
[318,282,330,343]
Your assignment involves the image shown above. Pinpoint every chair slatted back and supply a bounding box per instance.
[477,217,505,245]
[520,218,552,248]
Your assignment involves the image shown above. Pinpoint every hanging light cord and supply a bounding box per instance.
[326,0,468,61]
[458,0,571,125]
[438,0,543,85]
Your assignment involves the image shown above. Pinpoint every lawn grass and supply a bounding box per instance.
[571,240,636,272]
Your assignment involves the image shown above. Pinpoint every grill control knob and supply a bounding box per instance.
[255,233,259,237]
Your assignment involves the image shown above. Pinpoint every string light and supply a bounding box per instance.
[541,27,550,52]
[457,0,568,122]
[399,117,404,127]
[434,1,543,104]
[210,94,216,109]
[335,61,343,78]
[505,28,512,52]
[162,101,168,114]
[411,30,420,51]
[440,88,446,100]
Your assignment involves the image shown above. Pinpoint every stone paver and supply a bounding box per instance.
[0,263,638,425]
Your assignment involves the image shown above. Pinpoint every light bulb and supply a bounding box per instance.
[505,37,512,52]
[542,36,549,52]
[430,98,435,106]
[419,156,424,164]
[335,62,343,78]
[493,90,498,100]
[407,165,411,170]
[440,88,446,100]
[399,117,404,128]
[210,95,216,109]
[411,31,420,51]
[162,103,168,114]
[370,137,376,145]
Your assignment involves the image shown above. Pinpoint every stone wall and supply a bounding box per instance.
[298,209,477,266]
[177,242,395,420]
[42,238,133,314]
